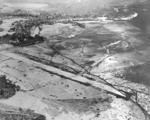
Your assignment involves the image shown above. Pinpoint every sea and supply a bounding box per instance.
[129,1,150,35]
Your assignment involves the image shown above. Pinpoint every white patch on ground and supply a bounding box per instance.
[0,18,26,36]
[0,92,52,120]
[98,96,145,120]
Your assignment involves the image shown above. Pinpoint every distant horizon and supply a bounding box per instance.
[0,0,148,16]
[3,0,148,4]
[3,0,74,4]
[6,3,49,9]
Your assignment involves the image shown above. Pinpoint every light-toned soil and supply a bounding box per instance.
[0,17,149,120]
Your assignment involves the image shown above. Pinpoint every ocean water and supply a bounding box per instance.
[103,1,150,36]
[129,2,150,35]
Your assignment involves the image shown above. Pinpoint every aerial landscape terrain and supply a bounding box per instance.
[0,0,150,120]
